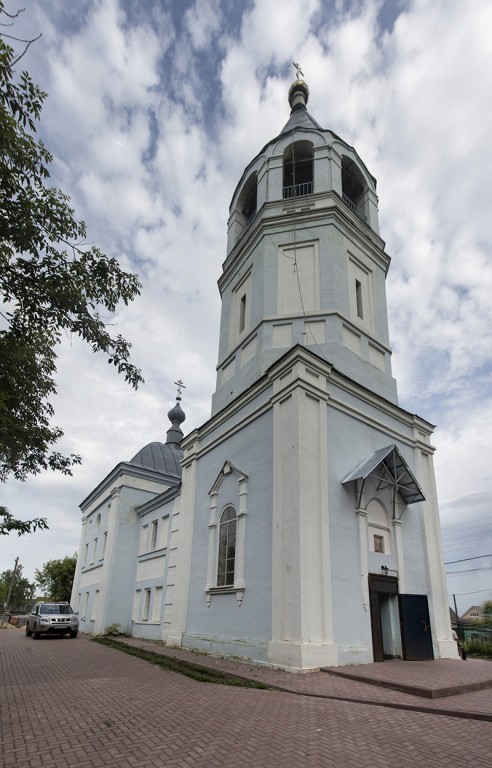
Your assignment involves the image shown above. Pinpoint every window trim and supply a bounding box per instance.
[217,505,237,587]
[205,461,248,607]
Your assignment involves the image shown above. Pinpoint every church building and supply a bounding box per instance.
[71,74,457,670]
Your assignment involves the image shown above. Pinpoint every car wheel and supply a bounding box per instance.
[25,624,32,637]
[69,630,78,638]
[32,626,40,639]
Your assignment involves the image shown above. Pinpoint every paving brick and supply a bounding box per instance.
[1,630,492,768]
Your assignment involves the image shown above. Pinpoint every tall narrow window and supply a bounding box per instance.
[150,520,158,550]
[239,294,246,333]
[355,279,363,319]
[84,543,89,566]
[91,590,99,621]
[152,586,163,622]
[91,538,98,563]
[143,589,151,621]
[217,506,237,586]
[101,531,108,559]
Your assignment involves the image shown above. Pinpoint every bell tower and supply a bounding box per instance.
[212,72,397,416]
[178,69,455,671]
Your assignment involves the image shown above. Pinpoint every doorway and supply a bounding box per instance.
[369,575,434,662]
[369,574,400,662]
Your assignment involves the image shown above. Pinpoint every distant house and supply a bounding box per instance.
[449,607,459,628]
[460,606,483,623]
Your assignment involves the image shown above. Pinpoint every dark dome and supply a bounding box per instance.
[129,441,182,477]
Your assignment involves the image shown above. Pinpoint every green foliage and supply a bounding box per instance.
[35,554,77,602]
[464,638,492,659]
[0,564,35,612]
[0,3,143,482]
[0,504,47,536]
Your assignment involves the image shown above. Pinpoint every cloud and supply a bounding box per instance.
[185,0,222,51]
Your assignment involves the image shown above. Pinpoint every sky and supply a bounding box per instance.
[1,0,491,616]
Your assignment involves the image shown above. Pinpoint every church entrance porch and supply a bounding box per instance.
[368,575,434,662]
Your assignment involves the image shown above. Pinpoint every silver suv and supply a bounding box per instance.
[26,602,79,639]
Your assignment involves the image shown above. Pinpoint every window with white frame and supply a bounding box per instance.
[150,519,158,551]
[101,531,108,559]
[348,255,374,331]
[139,524,148,554]
[229,271,252,349]
[142,589,151,621]
[132,590,141,622]
[206,461,248,606]
[152,586,163,622]
[91,590,99,621]
[217,505,237,586]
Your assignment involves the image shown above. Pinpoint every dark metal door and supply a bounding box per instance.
[369,591,384,662]
[399,594,434,661]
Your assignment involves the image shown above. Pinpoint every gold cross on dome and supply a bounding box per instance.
[293,61,304,79]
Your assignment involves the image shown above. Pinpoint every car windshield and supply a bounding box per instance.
[41,604,72,615]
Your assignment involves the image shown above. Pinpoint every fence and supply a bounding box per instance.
[0,613,28,628]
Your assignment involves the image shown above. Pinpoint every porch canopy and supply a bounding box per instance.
[341,444,425,510]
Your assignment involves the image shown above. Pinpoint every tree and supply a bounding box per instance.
[35,554,77,602]
[483,601,492,628]
[0,504,47,536]
[0,563,35,612]
[0,2,143,483]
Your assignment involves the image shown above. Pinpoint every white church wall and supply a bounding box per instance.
[99,485,156,634]
[132,497,176,641]
[182,408,274,661]
[325,381,443,663]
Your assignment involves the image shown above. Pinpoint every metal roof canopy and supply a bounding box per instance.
[342,444,425,517]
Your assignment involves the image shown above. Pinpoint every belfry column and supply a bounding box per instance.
[268,355,338,670]
[415,444,458,659]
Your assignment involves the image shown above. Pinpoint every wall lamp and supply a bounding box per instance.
[381,565,398,576]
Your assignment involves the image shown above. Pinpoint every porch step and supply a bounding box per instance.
[321,660,492,699]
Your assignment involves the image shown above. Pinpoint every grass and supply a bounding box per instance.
[92,636,276,689]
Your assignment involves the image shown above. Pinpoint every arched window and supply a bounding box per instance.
[341,157,368,222]
[239,172,257,224]
[217,505,237,586]
[283,141,313,199]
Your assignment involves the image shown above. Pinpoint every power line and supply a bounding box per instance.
[442,516,491,530]
[448,588,492,597]
[444,553,492,565]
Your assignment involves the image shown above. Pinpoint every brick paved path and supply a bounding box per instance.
[1,631,492,768]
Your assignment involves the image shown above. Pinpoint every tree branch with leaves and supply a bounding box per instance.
[0,2,144,483]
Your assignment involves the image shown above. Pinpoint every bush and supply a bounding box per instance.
[463,639,492,658]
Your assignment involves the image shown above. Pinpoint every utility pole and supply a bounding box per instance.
[453,593,461,637]
[4,557,19,615]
